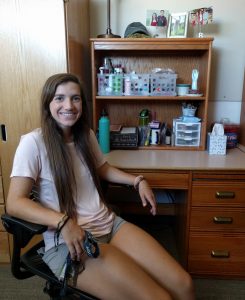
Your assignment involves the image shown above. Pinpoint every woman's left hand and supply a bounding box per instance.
[138,180,157,215]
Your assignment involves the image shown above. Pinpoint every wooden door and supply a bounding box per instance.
[0,0,89,262]
[0,0,68,196]
[0,0,90,196]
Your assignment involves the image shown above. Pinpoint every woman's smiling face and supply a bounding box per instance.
[49,81,82,131]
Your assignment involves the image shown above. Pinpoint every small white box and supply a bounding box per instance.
[207,133,227,155]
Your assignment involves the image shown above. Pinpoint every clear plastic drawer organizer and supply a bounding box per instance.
[173,121,201,147]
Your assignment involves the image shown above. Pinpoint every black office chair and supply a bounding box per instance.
[1,182,133,299]
[1,213,98,300]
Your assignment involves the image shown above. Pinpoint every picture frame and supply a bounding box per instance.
[167,12,188,38]
[145,9,170,38]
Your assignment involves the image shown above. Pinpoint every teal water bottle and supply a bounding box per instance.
[99,109,110,154]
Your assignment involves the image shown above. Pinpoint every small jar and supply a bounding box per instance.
[176,84,191,96]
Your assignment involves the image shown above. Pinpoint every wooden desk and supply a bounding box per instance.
[105,146,245,279]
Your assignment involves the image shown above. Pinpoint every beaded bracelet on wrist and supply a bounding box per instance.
[134,175,145,191]
[54,214,70,247]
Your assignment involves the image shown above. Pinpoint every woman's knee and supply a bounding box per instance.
[77,244,175,300]
[176,270,195,298]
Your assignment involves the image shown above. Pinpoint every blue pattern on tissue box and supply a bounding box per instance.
[207,133,227,155]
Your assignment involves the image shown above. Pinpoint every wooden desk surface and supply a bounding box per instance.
[105,146,245,171]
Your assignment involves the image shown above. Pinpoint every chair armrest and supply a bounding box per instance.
[1,213,48,280]
[1,213,47,244]
[102,181,133,192]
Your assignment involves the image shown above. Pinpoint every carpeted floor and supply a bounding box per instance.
[1,215,245,299]
[0,265,47,300]
[0,262,245,300]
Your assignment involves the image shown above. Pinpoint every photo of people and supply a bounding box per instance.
[157,10,168,27]
[146,9,170,37]
[146,9,169,27]
[189,7,213,26]
[151,12,158,26]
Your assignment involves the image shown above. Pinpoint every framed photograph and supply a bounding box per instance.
[167,12,188,38]
[145,9,170,38]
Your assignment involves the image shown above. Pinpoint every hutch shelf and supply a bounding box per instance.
[90,38,213,150]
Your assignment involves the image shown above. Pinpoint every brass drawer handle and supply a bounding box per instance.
[213,216,233,224]
[215,191,235,199]
[211,250,230,258]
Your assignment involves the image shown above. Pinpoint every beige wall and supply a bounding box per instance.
[90,0,245,126]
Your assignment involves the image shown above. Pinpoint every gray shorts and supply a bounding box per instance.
[41,215,126,280]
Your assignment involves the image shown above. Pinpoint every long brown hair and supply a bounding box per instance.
[40,73,104,219]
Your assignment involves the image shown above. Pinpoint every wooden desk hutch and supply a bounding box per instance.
[90,38,213,150]
[91,38,245,279]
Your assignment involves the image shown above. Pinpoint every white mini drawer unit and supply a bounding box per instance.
[174,121,201,147]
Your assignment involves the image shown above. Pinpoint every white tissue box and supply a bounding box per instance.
[207,132,227,155]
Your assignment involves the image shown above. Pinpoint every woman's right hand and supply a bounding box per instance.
[60,218,85,261]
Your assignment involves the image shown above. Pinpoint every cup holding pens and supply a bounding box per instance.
[182,107,197,117]
[151,128,160,145]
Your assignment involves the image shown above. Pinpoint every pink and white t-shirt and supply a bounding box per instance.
[11,128,115,251]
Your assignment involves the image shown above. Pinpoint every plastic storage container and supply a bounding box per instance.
[129,73,150,95]
[174,121,201,146]
[150,73,177,96]
[97,74,123,96]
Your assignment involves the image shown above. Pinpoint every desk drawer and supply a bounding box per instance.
[188,232,245,277]
[190,207,245,232]
[192,184,245,206]
[133,172,189,189]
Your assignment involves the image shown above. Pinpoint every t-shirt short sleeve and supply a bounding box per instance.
[10,131,41,181]
[89,129,106,168]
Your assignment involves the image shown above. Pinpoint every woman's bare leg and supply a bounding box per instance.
[76,243,172,300]
[111,222,195,300]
